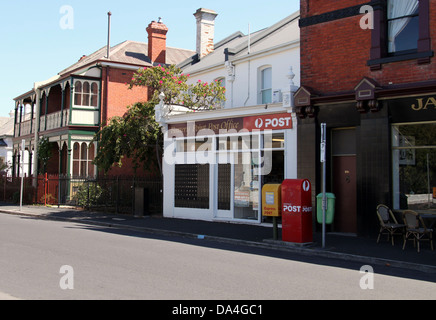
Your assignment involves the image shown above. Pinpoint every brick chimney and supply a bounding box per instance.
[147,18,169,64]
[194,8,218,59]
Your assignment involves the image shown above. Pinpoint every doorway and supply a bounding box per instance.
[215,163,233,219]
[332,128,357,234]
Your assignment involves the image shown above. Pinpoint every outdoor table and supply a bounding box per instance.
[394,209,436,229]
[416,210,436,229]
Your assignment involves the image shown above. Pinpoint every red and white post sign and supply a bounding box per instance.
[244,113,293,131]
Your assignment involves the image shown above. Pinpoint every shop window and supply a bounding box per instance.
[392,123,436,210]
[387,0,419,54]
[175,164,210,209]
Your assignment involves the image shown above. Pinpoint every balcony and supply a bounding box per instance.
[15,109,70,138]
[40,109,70,131]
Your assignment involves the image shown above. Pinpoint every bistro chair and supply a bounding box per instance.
[376,204,405,246]
[402,210,434,253]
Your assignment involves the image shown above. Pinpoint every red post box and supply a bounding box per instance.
[281,179,313,243]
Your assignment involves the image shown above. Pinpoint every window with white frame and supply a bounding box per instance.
[72,142,96,177]
[74,80,99,107]
[259,67,272,104]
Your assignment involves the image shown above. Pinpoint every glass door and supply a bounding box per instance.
[233,151,261,221]
[215,162,233,219]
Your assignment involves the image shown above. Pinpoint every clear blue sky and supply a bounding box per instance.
[0,0,299,117]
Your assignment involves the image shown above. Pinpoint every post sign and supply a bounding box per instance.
[168,113,293,136]
[262,184,282,217]
[281,179,313,243]
[244,113,293,131]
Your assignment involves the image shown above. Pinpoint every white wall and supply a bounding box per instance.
[186,46,300,110]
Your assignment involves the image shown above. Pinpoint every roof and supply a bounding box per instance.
[60,41,195,76]
[15,41,195,101]
[0,117,14,138]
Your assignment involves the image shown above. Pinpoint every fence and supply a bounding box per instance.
[0,174,163,215]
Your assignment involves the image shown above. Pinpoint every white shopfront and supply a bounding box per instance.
[160,104,298,223]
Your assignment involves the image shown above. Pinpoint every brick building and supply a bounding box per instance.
[295,0,436,235]
[12,19,194,190]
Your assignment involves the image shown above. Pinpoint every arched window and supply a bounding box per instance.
[82,82,90,106]
[80,143,88,177]
[88,143,95,177]
[74,81,82,106]
[73,142,80,176]
[73,80,99,107]
[91,83,99,107]
[71,142,96,178]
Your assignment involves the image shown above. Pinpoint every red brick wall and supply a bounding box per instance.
[302,0,364,17]
[300,0,436,95]
[301,14,370,94]
[101,67,149,124]
[99,66,152,177]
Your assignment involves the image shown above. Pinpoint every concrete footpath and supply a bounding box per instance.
[0,203,435,273]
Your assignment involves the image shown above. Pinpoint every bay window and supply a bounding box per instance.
[74,80,99,107]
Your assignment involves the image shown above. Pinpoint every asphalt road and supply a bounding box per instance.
[0,213,435,301]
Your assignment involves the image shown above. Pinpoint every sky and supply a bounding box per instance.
[0,0,300,118]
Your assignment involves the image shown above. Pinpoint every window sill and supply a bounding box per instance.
[367,51,434,69]
[72,105,99,110]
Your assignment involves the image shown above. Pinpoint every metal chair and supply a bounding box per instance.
[376,204,405,246]
[402,210,434,253]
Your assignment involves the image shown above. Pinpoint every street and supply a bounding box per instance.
[0,213,435,301]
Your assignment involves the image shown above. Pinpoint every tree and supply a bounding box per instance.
[93,65,226,175]
[38,137,52,174]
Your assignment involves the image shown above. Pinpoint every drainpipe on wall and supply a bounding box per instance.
[243,60,251,107]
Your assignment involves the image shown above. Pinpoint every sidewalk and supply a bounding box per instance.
[1,203,435,273]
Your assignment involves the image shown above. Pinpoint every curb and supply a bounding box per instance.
[2,209,436,274]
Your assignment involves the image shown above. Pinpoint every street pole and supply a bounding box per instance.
[20,139,25,211]
[321,123,327,249]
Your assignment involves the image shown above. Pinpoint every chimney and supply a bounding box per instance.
[147,18,169,64]
[194,8,218,59]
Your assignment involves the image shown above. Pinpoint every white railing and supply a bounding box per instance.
[15,119,35,137]
[42,109,70,131]
[15,109,70,137]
